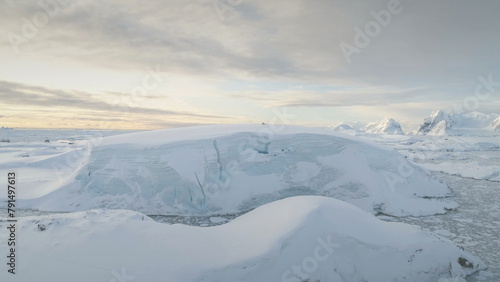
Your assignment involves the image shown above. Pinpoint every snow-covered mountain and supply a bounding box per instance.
[362,117,404,135]
[418,110,449,135]
[0,196,485,282]
[13,125,455,217]
[428,120,449,136]
[418,110,499,136]
[332,123,354,131]
[491,117,500,131]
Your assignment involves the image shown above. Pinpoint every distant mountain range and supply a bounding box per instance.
[417,110,500,136]
[362,117,404,135]
[350,110,499,136]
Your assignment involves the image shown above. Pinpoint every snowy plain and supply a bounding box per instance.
[0,123,498,281]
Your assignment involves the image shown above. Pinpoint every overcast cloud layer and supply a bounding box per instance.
[1,0,499,129]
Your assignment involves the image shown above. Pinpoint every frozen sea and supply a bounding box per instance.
[0,128,139,143]
[381,173,499,281]
[371,134,500,281]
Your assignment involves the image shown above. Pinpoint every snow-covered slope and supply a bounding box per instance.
[21,125,455,217]
[331,123,355,131]
[418,111,499,136]
[362,117,404,135]
[428,120,449,136]
[418,110,449,135]
[0,196,485,282]
[491,117,500,131]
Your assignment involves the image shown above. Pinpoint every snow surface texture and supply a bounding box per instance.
[362,117,404,135]
[0,196,485,282]
[417,110,500,136]
[16,125,456,217]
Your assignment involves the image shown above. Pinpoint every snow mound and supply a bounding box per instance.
[0,196,484,282]
[362,117,404,135]
[418,110,499,136]
[25,125,455,217]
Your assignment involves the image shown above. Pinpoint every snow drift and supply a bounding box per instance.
[24,125,455,217]
[0,196,485,282]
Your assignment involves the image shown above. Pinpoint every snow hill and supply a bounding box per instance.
[16,125,455,217]
[418,110,500,136]
[0,196,485,282]
[362,117,404,135]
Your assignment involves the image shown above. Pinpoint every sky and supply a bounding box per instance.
[1,0,499,130]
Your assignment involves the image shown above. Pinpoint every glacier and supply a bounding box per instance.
[17,125,456,217]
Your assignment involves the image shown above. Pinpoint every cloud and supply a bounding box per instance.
[0,0,499,127]
[0,80,229,120]
[224,86,458,108]
[2,0,499,85]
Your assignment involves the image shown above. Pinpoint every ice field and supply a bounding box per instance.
[0,124,498,281]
